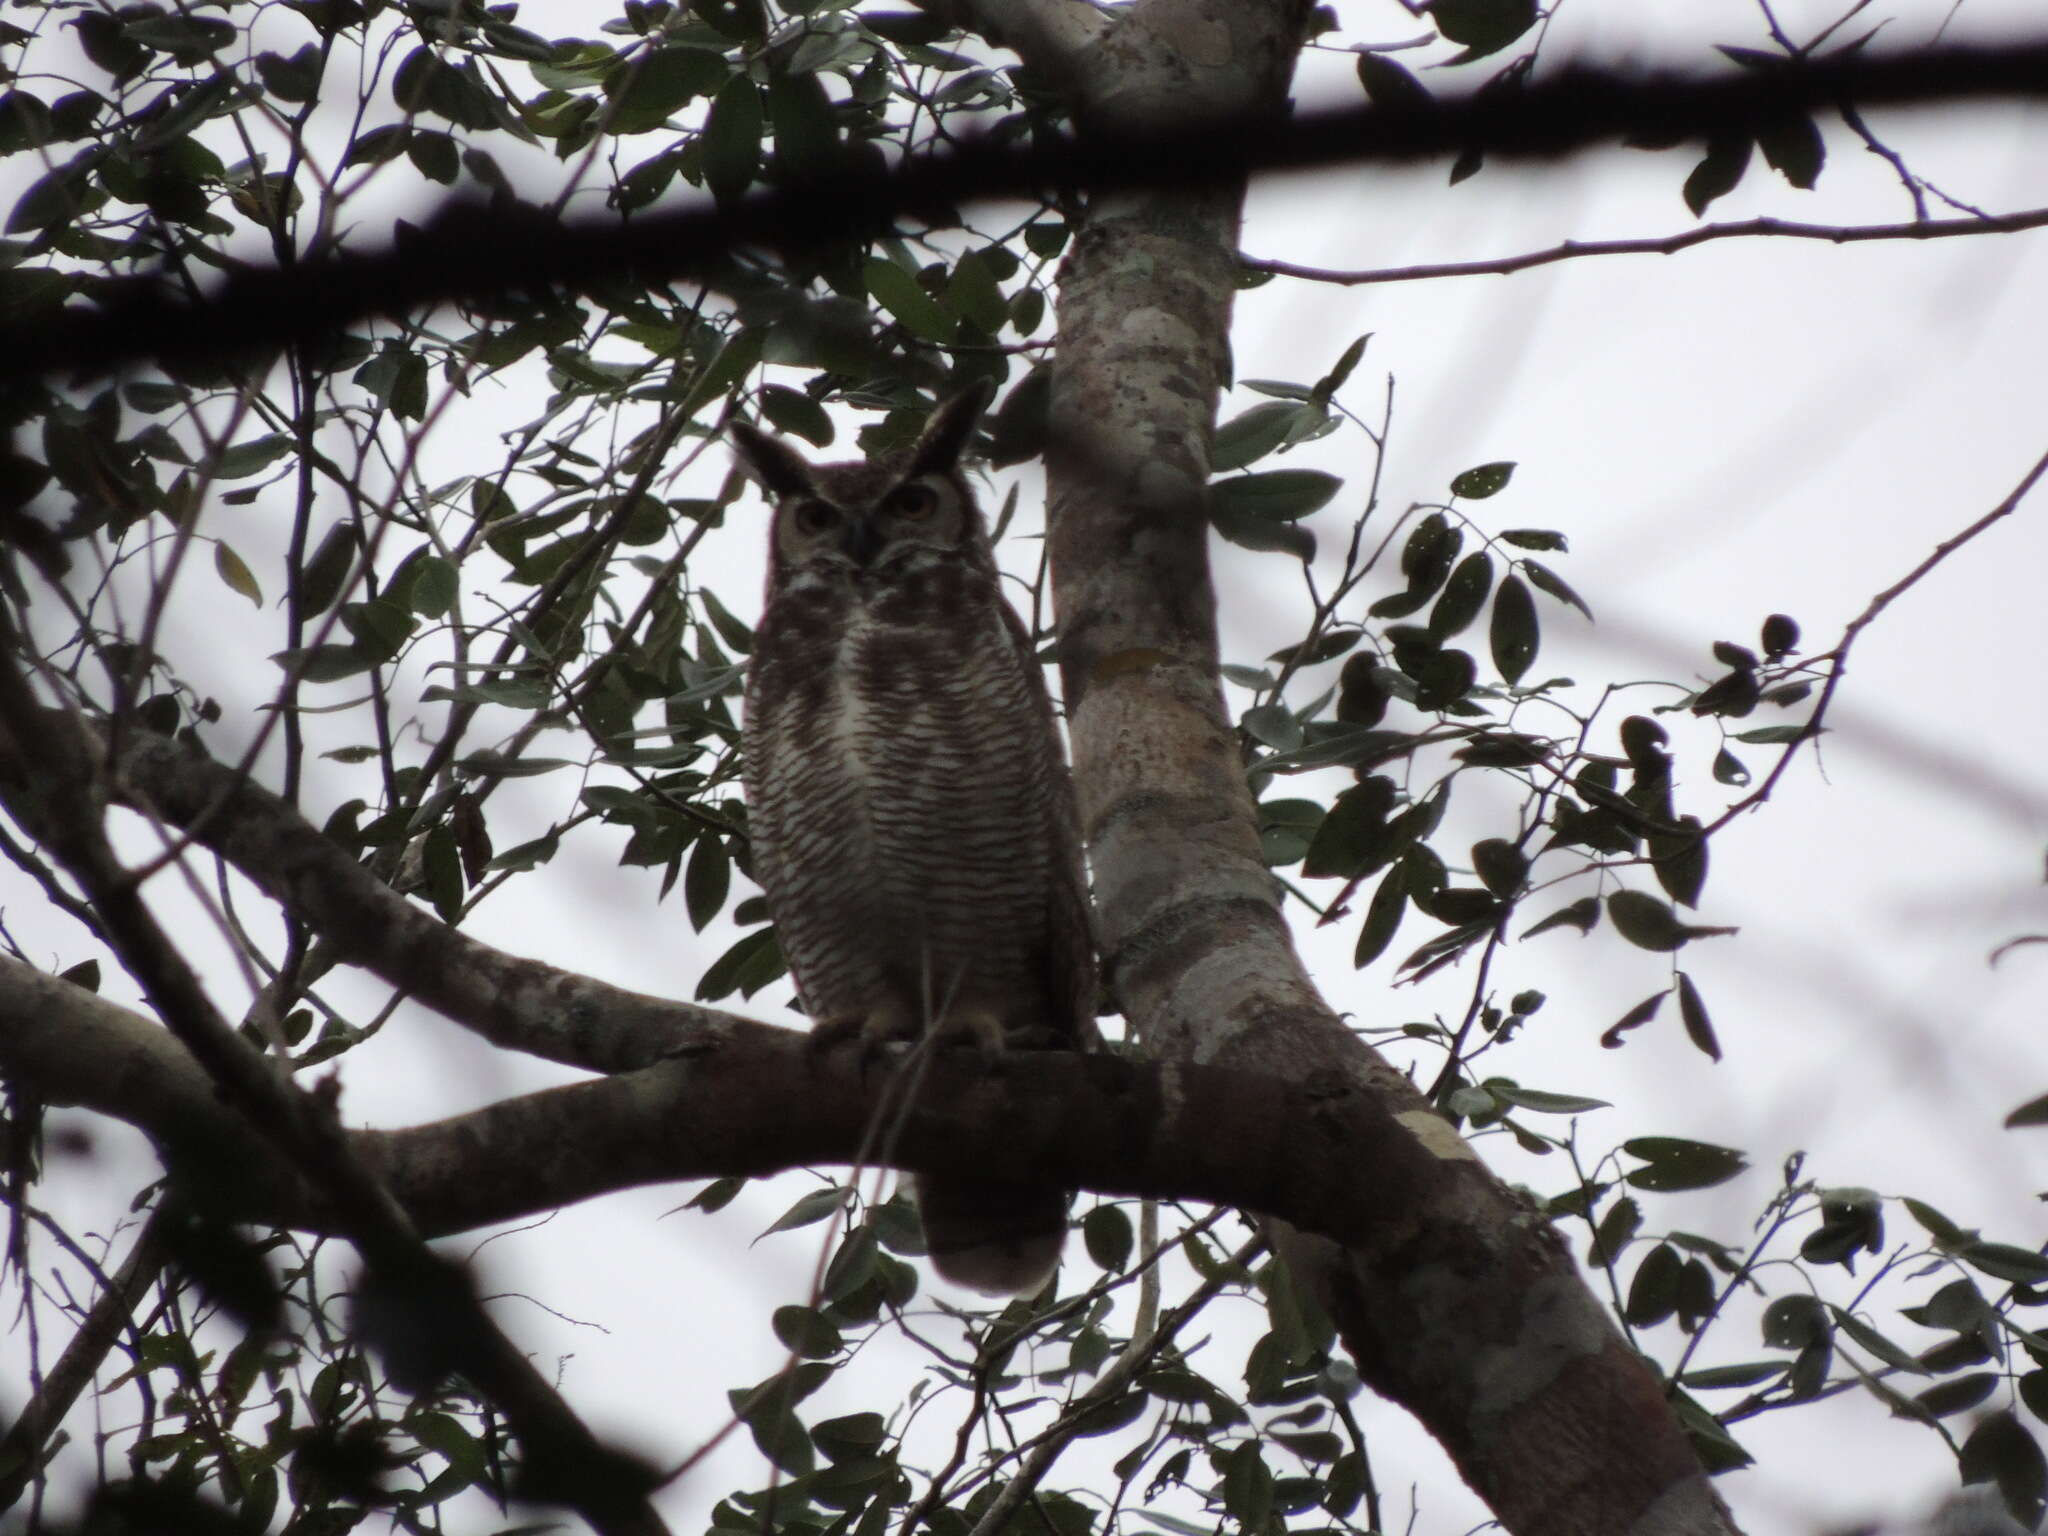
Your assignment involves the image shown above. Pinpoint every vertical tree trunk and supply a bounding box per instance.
[1018,2,1744,1531]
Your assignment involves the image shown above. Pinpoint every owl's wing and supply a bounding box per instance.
[999,599,1100,1049]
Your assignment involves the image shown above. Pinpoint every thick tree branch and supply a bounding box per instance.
[1035,4,1738,1534]
[1242,204,2048,286]
[0,949,1495,1250]
[85,724,731,1075]
[7,40,2048,380]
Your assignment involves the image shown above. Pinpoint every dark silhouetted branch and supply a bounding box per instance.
[5,41,2048,380]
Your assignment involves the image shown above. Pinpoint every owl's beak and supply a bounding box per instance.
[841,520,883,567]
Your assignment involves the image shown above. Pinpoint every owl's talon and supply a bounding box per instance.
[932,1008,1006,1057]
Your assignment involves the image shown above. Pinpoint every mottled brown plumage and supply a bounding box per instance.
[733,384,1094,1296]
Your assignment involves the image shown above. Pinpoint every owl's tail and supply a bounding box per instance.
[915,1175,1069,1297]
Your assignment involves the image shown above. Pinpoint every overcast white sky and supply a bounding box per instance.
[9,2,2048,1533]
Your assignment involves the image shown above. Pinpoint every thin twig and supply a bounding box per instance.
[1703,440,2048,836]
[1242,205,2048,288]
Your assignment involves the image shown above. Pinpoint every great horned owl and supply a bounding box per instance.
[732,382,1095,1297]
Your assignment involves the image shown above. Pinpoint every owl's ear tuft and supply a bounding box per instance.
[730,420,817,498]
[906,380,996,478]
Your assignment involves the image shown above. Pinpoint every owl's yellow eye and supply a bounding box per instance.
[792,499,837,535]
[886,483,938,520]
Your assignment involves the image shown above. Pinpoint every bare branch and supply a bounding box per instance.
[1242,204,2048,285]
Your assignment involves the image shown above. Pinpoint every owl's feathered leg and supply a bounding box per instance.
[805,999,921,1053]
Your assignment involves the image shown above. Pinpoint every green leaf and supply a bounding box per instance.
[1355,53,1431,110]
[123,14,236,57]
[772,1305,844,1359]
[1623,1137,1748,1193]
[756,386,832,446]
[1213,401,1313,471]
[1523,558,1592,619]
[213,542,261,606]
[1499,528,1566,551]
[422,824,464,922]
[812,1411,887,1463]
[863,256,955,345]
[1489,574,1538,684]
[1961,1242,2048,1286]
[602,45,724,134]
[1399,512,1459,591]
[696,926,784,1002]
[1758,111,1825,190]
[1522,895,1599,940]
[7,150,104,233]
[1829,1307,1930,1375]
[1684,135,1752,217]
[1470,837,1526,896]
[1680,1361,1786,1390]
[1213,504,1314,561]
[1484,1082,1609,1115]
[1314,334,1372,401]
[1083,1204,1134,1272]
[942,250,1007,335]
[409,555,458,619]
[1608,889,1689,952]
[703,75,763,206]
[1711,747,1749,786]
[271,643,373,683]
[212,434,293,479]
[1353,866,1407,967]
[1429,0,1538,59]
[1302,777,1399,881]
[1649,815,1707,908]
[1428,551,1493,639]
[1600,990,1665,1048]
[1960,1411,2047,1530]
[1900,1197,1969,1246]
[342,123,410,169]
[2023,1371,2048,1426]
[1733,723,1809,744]
[2007,1093,2048,1130]
[1625,1242,1682,1327]
[1070,1392,1147,1438]
[764,1185,850,1236]
[1241,702,1303,753]
[1449,461,1514,499]
[684,836,729,931]
[1675,971,1720,1062]
[1212,468,1342,522]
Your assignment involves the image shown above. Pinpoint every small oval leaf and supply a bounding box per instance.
[1489,574,1538,684]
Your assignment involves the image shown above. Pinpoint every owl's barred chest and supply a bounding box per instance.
[750,574,1053,873]
[769,580,1043,808]
[745,569,1063,1022]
